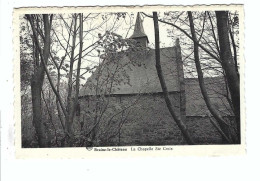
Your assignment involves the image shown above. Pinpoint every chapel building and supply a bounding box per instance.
[78,13,233,146]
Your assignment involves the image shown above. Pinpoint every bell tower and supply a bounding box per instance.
[130,12,149,47]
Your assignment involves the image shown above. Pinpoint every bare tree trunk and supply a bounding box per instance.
[27,14,52,147]
[72,13,83,123]
[64,13,83,146]
[153,12,194,145]
[216,11,240,143]
[65,14,78,145]
[208,115,231,143]
[188,11,232,143]
[31,66,48,147]
[41,89,59,146]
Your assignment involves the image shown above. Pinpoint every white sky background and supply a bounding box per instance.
[1,1,260,181]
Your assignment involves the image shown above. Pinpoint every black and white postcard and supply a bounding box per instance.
[13,5,245,158]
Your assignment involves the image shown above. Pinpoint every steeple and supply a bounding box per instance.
[130,12,149,47]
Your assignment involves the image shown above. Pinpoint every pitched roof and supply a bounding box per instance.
[78,46,233,117]
[129,12,149,42]
[79,47,180,96]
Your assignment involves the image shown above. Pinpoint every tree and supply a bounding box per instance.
[216,11,240,143]
[47,13,137,146]
[153,11,194,145]
[25,14,53,147]
[22,12,138,147]
[144,11,240,143]
[188,11,231,143]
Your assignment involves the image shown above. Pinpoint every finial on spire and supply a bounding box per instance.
[130,12,149,47]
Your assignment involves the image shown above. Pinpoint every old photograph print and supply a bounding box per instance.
[19,7,242,148]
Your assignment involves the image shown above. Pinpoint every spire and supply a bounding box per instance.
[130,12,149,46]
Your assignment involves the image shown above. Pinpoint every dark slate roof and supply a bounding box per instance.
[129,12,149,42]
[185,77,233,116]
[79,47,180,96]
[79,46,233,117]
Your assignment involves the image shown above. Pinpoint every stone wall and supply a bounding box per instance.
[78,93,223,146]
[186,117,223,144]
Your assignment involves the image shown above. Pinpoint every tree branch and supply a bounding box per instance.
[142,12,221,63]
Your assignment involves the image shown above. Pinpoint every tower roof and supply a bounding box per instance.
[129,12,149,42]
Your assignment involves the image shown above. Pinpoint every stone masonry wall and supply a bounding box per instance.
[78,93,223,146]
